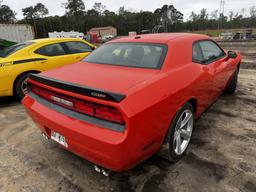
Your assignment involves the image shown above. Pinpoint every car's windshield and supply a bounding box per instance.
[83,43,167,69]
[0,42,34,58]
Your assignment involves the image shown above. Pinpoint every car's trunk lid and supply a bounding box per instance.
[40,62,159,93]
[29,62,160,102]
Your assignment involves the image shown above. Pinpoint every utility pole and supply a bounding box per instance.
[218,0,225,30]
[222,0,225,29]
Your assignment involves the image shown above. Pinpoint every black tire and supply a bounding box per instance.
[225,68,239,94]
[158,102,195,162]
[14,73,30,99]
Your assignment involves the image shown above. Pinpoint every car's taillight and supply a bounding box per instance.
[31,86,40,95]
[74,100,94,116]
[95,105,125,124]
[40,89,54,101]
[30,84,125,125]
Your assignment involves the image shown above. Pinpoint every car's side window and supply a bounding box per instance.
[35,43,66,57]
[193,40,225,64]
[200,41,225,64]
[64,42,93,54]
[192,42,204,63]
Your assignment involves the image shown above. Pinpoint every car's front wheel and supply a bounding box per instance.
[159,102,195,162]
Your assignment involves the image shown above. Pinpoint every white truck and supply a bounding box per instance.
[48,31,84,39]
[0,24,34,43]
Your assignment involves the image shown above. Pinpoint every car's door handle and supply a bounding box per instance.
[76,56,81,59]
[40,61,47,64]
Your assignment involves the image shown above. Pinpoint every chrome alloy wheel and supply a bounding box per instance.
[21,78,28,95]
[173,109,193,155]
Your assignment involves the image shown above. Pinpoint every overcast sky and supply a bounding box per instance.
[3,0,256,20]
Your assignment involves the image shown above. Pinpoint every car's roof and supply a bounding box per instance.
[110,33,209,44]
[29,38,83,44]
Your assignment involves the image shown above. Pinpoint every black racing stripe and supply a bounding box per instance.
[28,73,126,103]
[13,58,47,64]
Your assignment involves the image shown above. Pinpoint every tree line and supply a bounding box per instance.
[0,0,256,38]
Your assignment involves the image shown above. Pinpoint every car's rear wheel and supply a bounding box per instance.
[159,102,194,162]
[225,68,239,94]
[14,73,30,99]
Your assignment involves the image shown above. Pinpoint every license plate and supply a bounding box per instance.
[51,131,68,147]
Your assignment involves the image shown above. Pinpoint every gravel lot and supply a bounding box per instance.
[0,42,255,192]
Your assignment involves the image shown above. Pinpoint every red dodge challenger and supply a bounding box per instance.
[22,33,241,172]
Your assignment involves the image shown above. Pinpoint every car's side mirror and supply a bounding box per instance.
[91,46,95,51]
[228,51,237,59]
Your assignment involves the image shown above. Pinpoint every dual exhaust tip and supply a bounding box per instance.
[94,165,111,177]
[42,133,49,140]
[42,132,111,176]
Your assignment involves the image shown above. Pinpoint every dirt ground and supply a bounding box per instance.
[0,42,255,192]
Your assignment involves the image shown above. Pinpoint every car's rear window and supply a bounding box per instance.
[0,41,34,57]
[83,43,168,69]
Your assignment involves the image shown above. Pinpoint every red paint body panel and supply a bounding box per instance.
[41,62,160,93]
[22,33,241,171]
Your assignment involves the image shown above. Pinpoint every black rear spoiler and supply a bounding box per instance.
[28,74,126,103]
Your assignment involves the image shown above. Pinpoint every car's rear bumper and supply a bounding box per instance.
[22,94,143,171]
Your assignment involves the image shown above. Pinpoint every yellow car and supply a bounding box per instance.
[0,38,95,98]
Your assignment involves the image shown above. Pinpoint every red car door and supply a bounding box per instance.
[197,40,231,99]
[217,53,239,90]
[192,42,219,110]
[212,57,228,95]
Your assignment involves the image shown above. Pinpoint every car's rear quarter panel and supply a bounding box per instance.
[0,55,39,96]
[123,64,203,154]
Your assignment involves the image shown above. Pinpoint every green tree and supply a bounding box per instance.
[92,2,106,26]
[198,9,209,29]
[22,6,35,19]
[93,2,106,16]
[188,11,198,30]
[34,3,49,37]
[229,11,234,21]
[0,3,16,23]
[22,6,37,35]
[103,10,115,17]
[199,8,208,20]
[34,3,49,18]
[250,6,256,18]
[64,0,85,16]
[63,0,85,32]
[138,11,155,32]
[210,10,218,20]
[118,6,125,15]
[154,5,183,32]
[17,3,256,38]
[189,11,198,22]
[22,3,49,38]
[87,9,99,16]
